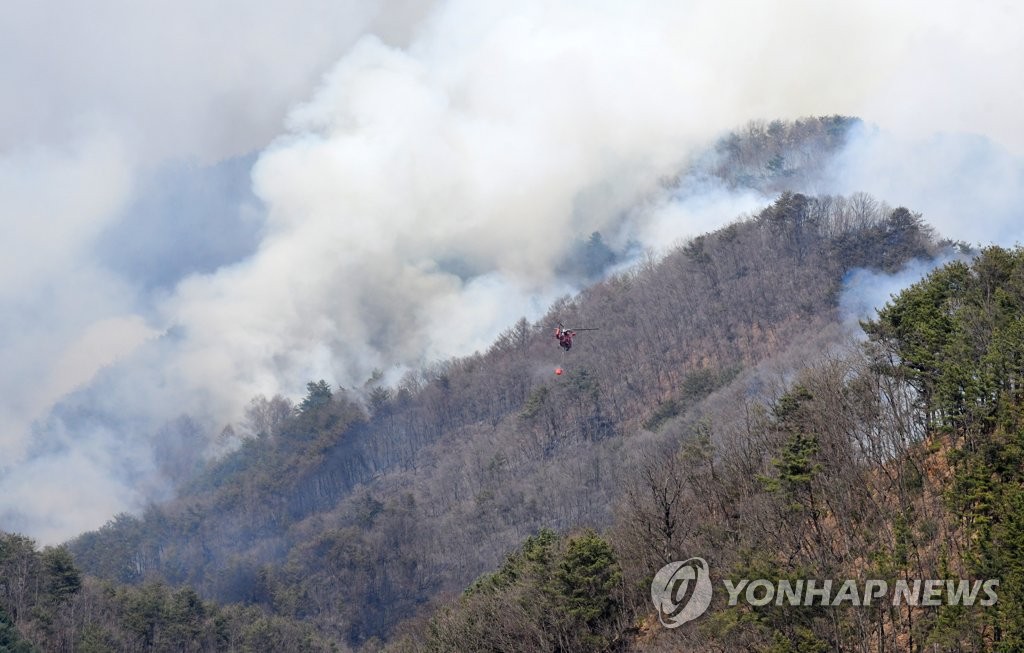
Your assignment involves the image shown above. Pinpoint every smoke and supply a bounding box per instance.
[0,1,431,161]
[828,109,1024,340]
[828,125,1024,246]
[838,251,970,330]
[2,0,1023,543]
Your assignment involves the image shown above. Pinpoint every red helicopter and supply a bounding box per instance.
[552,323,598,374]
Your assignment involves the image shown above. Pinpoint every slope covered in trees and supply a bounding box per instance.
[1,117,962,651]
[61,197,939,649]
[706,115,860,193]
[0,532,332,652]
[396,247,1024,652]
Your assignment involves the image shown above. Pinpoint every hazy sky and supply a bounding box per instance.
[2,0,1023,543]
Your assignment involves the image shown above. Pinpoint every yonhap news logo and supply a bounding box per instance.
[650,557,714,627]
[651,557,999,628]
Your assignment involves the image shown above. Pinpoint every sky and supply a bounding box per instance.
[2,0,1023,543]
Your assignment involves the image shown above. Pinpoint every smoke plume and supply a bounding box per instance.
[2,0,1023,542]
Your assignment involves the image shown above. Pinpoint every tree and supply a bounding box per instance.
[0,606,34,653]
[243,394,293,439]
[297,380,333,414]
[553,531,622,640]
[41,547,81,604]
[428,530,624,653]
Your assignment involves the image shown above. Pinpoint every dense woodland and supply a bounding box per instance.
[6,116,1017,651]
[412,245,1024,652]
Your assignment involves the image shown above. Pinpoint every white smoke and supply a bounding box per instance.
[838,251,971,330]
[2,0,1023,542]
[828,126,1024,246]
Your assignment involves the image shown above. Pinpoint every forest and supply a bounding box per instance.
[411,243,1024,652]
[5,116,1017,652]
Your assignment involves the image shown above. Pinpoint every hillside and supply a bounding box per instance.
[409,246,1024,652]
[0,117,953,651]
[66,215,938,645]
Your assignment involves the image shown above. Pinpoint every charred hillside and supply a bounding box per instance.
[62,187,941,648]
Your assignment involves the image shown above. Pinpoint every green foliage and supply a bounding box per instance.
[466,529,558,597]
[643,367,740,431]
[642,398,681,431]
[554,532,622,626]
[705,554,831,652]
[431,529,623,652]
[41,547,81,603]
[759,386,821,510]
[764,627,829,653]
[762,431,819,506]
[77,623,120,653]
[519,386,550,421]
[866,246,1024,647]
[864,248,1024,435]
[298,379,333,414]
[68,513,149,584]
[0,606,35,653]
[0,532,329,652]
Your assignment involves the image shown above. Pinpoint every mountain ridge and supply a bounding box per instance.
[1,116,959,651]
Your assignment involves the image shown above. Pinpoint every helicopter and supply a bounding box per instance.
[551,323,598,374]
[552,326,589,351]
